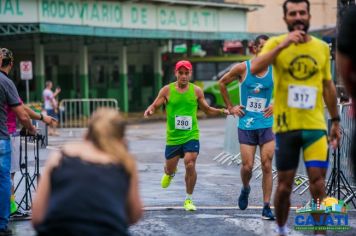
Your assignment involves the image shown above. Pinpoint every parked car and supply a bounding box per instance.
[200,62,240,107]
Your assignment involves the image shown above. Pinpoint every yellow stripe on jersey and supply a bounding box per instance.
[303,134,328,163]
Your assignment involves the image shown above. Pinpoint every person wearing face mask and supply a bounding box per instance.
[250,1,340,235]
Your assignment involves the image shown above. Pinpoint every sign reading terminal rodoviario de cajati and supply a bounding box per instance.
[0,0,247,33]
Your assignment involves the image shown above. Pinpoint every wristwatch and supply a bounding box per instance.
[330,116,340,123]
[39,113,44,121]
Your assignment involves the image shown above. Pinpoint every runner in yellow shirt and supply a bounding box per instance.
[250,0,341,235]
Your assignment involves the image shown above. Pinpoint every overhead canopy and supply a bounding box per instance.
[0,0,263,40]
[145,0,262,11]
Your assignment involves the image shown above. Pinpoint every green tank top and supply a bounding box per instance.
[166,82,199,145]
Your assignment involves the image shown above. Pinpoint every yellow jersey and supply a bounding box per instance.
[261,34,331,133]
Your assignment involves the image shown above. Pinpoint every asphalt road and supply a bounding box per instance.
[9,117,356,235]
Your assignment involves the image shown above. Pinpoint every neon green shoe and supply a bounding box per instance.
[161,168,177,188]
[184,199,197,211]
[10,199,17,214]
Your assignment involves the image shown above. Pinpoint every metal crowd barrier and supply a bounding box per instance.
[326,103,356,203]
[59,99,119,128]
[213,116,240,165]
[293,162,310,195]
[214,103,356,201]
[336,103,355,186]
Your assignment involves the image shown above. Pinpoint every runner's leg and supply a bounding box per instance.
[260,139,275,220]
[161,151,180,188]
[307,167,327,235]
[165,156,180,175]
[260,140,274,204]
[240,144,257,188]
[237,144,257,210]
[274,131,301,229]
[184,152,198,194]
[303,130,328,235]
[274,169,297,227]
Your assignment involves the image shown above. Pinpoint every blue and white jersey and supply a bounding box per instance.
[238,60,273,130]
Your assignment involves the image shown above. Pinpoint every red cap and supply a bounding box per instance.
[175,60,192,71]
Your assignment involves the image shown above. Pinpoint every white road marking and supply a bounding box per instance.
[143,206,298,210]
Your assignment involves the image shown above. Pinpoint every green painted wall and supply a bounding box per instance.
[35,74,45,100]
[80,74,89,99]
[119,73,128,112]
[153,73,162,99]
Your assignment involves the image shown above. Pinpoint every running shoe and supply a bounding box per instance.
[0,227,12,236]
[161,168,177,188]
[262,205,275,220]
[238,186,250,210]
[10,200,17,215]
[275,225,289,236]
[184,199,197,211]
[10,210,30,221]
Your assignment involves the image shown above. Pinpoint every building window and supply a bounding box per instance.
[95,65,105,85]
[194,62,216,81]
[111,65,120,85]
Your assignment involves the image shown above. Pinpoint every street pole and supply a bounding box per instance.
[26,80,30,104]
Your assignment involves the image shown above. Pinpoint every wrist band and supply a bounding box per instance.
[220,108,225,114]
[331,116,340,123]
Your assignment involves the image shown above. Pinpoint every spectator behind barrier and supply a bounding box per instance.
[42,81,61,136]
[336,6,356,180]
[32,108,143,236]
[339,92,350,104]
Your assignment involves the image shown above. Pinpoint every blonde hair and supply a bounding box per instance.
[85,108,135,175]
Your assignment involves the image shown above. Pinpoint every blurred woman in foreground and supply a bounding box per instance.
[32,108,142,236]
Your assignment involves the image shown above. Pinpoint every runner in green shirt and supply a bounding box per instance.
[144,60,229,211]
